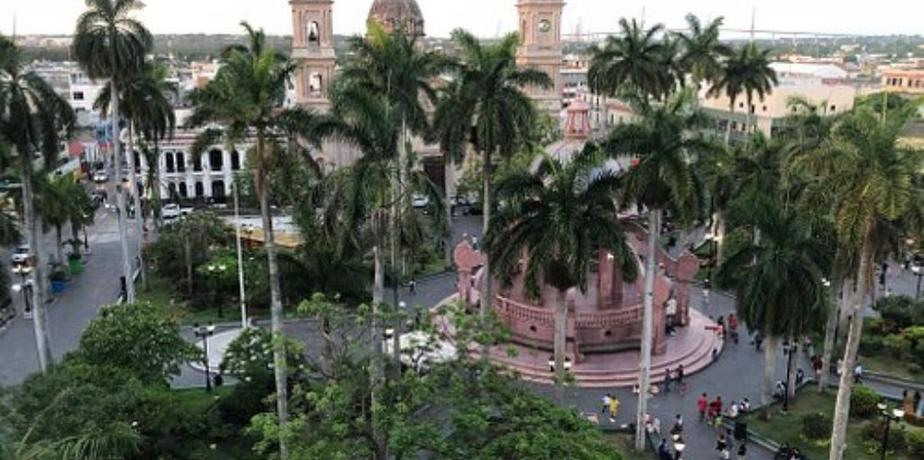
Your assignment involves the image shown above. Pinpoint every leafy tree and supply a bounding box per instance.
[146,211,230,297]
[439,29,551,332]
[588,18,675,102]
[73,0,153,303]
[674,14,732,91]
[0,34,76,372]
[707,42,778,145]
[604,89,711,449]
[74,302,198,384]
[486,146,637,400]
[787,106,924,460]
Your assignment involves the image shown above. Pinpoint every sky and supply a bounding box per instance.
[1,0,922,38]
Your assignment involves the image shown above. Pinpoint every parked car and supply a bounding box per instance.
[411,194,430,209]
[10,245,29,266]
[92,171,109,183]
[162,203,181,220]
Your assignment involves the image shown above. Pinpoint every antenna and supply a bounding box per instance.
[640,6,646,29]
[12,13,17,40]
[750,7,756,43]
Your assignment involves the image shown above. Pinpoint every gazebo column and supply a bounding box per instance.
[597,250,613,309]
[674,253,699,327]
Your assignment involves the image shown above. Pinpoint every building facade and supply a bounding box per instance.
[290,0,337,111]
[515,0,565,116]
[882,69,924,95]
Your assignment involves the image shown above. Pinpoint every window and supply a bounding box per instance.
[212,180,226,200]
[165,152,175,173]
[739,102,744,108]
[176,153,185,172]
[167,183,177,199]
[231,150,241,170]
[179,183,188,198]
[193,154,202,172]
[194,182,204,197]
[830,105,837,112]
[208,149,223,170]
[762,105,768,112]
[307,21,319,43]
[72,91,84,101]
[309,72,323,95]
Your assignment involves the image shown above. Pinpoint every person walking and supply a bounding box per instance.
[753,332,763,352]
[727,313,739,344]
[664,367,673,393]
[658,439,673,460]
[408,278,416,295]
[698,393,709,421]
[608,394,620,421]
[737,443,747,460]
[601,393,612,415]
[671,414,684,436]
[853,363,864,384]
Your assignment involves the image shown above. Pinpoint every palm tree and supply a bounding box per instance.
[707,43,778,145]
[787,106,924,460]
[717,191,832,408]
[441,29,551,329]
[431,79,469,267]
[185,23,318,460]
[72,0,152,303]
[588,18,675,102]
[604,90,710,450]
[674,14,732,91]
[0,35,75,372]
[486,147,637,400]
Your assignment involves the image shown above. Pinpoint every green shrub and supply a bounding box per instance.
[907,429,924,456]
[851,386,881,418]
[861,420,907,453]
[874,295,917,331]
[801,412,831,441]
[883,334,909,359]
[859,334,885,355]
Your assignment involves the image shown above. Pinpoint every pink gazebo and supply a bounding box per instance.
[454,221,700,364]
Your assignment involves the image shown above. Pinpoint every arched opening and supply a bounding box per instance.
[209,149,223,170]
[194,181,204,198]
[309,72,323,96]
[179,182,188,198]
[212,180,226,202]
[193,153,202,172]
[176,152,185,172]
[165,152,175,173]
[231,150,241,170]
[307,21,319,44]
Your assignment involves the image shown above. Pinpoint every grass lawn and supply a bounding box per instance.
[860,352,924,382]
[743,390,920,460]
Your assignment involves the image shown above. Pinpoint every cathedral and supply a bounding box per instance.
[288,0,564,172]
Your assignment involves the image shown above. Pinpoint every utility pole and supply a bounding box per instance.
[233,181,247,329]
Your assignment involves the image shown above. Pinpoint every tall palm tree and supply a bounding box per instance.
[72,0,152,303]
[0,35,75,372]
[604,90,710,450]
[431,79,469,267]
[707,43,777,145]
[717,191,832,408]
[787,106,924,460]
[486,147,637,400]
[186,23,317,460]
[441,29,551,329]
[674,14,732,91]
[588,18,674,102]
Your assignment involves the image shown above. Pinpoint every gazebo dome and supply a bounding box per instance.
[367,0,425,37]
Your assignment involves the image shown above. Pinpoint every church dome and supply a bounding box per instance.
[367,0,425,36]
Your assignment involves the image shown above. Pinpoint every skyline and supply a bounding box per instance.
[2,0,923,39]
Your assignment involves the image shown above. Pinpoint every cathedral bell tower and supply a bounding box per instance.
[290,0,336,110]
[516,0,564,116]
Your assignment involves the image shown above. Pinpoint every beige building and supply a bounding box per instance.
[882,69,924,95]
[700,82,857,141]
[515,0,565,116]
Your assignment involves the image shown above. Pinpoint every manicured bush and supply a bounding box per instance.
[861,420,907,453]
[883,334,909,359]
[860,334,884,355]
[907,429,924,456]
[851,386,881,418]
[801,412,831,441]
[874,295,917,331]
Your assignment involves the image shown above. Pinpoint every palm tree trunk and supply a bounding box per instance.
[54,225,64,268]
[724,102,735,145]
[818,279,844,393]
[110,79,135,303]
[255,133,288,460]
[763,334,780,408]
[184,235,193,297]
[19,155,53,372]
[635,208,660,451]
[714,212,727,263]
[745,97,753,136]
[554,288,568,402]
[786,337,798,400]
[371,209,387,459]
[829,234,873,460]
[125,122,147,291]
[444,155,455,269]
[480,149,493,338]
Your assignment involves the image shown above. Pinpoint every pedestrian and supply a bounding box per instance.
[710,395,724,420]
[653,416,662,435]
[728,313,739,344]
[671,414,684,435]
[811,355,823,379]
[676,364,686,396]
[740,398,751,413]
[608,394,620,420]
[853,363,864,384]
[601,393,611,415]
[664,367,673,392]
[753,332,763,352]
[717,315,727,339]
[737,443,747,460]
[914,391,922,416]
[716,433,729,453]
[658,439,673,460]
[408,278,416,295]
[726,400,740,419]
[796,368,805,386]
[698,393,709,421]
[666,296,678,335]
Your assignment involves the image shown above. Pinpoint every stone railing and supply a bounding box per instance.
[576,306,643,329]
[495,296,555,326]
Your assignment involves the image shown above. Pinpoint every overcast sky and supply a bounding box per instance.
[2,0,922,38]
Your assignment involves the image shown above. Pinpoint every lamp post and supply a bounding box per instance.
[702,233,714,316]
[206,263,227,318]
[783,340,798,411]
[194,323,217,392]
[877,402,905,460]
[232,181,247,328]
[11,265,33,319]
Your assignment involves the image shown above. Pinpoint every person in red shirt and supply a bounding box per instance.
[710,396,723,419]
[728,313,739,344]
[697,393,709,421]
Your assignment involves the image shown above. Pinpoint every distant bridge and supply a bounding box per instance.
[564,28,865,43]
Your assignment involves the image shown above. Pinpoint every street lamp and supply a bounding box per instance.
[194,323,217,392]
[206,263,227,318]
[911,264,923,300]
[11,265,33,319]
[877,402,905,460]
[783,340,799,412]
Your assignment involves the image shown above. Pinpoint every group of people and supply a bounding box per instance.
[697,392,751,426]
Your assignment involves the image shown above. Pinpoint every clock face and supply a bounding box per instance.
[538,19,551,33]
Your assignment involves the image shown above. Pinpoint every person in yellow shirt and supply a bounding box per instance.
[608,395,620,419]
